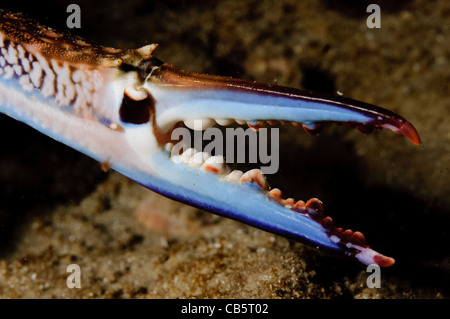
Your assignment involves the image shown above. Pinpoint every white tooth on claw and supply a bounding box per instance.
[225,170,244,181]
[124,85,149,101]
[240,169,268,190]
[165,143,174,152]
[236,120,246,125]
[171,154,182,163]
[269,188,282,198]
[184,119,216,130]
[181,148,197,163]
[188,152,209,168]
[215,119,235,126]
[201,156,227,174]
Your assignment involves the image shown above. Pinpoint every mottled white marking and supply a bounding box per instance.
[21,58,31,73]
[91,70,103,91]
[6,43,18,65]
[72,69,85,83]
[35,54,56,97]
[52,60,75,105]
[29,61,43,88]
[0,48,7,62]
[13,64,22,76]
[17,44,25,59]
[3,65,14,79]
[0,38,106,118]
[19,74,34,92]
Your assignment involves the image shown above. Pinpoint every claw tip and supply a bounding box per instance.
[373,254,396,267]
[383,120,420,146]
[398,121,421,146]
[354,247,395,267]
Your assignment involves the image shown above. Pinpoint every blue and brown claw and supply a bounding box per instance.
[134,63,420,267]
[0,11,419,269]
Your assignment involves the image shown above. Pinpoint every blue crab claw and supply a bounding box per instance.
[112,62,419,267]
[0,10,419,266]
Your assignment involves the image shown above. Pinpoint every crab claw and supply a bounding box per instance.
[0,18,418,266]
[114,62,418,267]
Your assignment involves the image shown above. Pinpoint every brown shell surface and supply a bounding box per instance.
[0,9,152,67]
[0,10,158,117]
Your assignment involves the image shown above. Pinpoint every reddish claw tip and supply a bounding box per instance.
[354,246,395,267]
[395,121,421,146]
[373,254,396,267]
[382,120,421,146]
